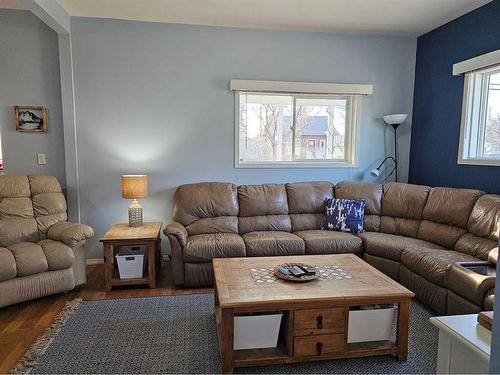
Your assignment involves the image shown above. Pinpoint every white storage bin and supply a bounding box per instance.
[116,245,146,279]
[347,306,396,343]
[234,313,283,350]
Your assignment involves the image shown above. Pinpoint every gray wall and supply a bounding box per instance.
[0,9,66,184]
[70,18,417,258]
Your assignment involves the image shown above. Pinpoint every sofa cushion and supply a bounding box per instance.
[286,182,333,214]
[286,182,333,231]
[238,184,290,234]
[399,265,448,315]
[238,184,289,217]
[467,194,500,242]
[295,230,362,255]
[416,187,483,250]
[29,176,67,236]
[28,175,62,195]
[242,231,304,257]
[335,181,382,232]
[454,233,498,260]
[0,247,16,282]
[8,242,48,277]
[186,216,238,236]
[363,253,400,281]
[422,187,484,228]
[0,175,31,198]
[381,182,430,220]
[38,239,74,271]
[32,192,66,217]
[380,182,430,237]
[289,214,325,232]
[184,233,245,262]
[172,182,239,226]
[416,220,467,249]
[0,218,39,247]
[401,248,478,287]
[0,197,33,219]
[336,181,382,215]
[239,215,291,234]
[357,232,444,261]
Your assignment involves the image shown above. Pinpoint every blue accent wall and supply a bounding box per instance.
[409,0,500,193]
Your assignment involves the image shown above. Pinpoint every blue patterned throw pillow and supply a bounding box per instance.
[322,198,366,234]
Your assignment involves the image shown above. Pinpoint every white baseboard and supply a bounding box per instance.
[86,258,104,265]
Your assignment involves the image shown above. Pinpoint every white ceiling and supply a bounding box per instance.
[0,0,490,37]
[55,0,491,37]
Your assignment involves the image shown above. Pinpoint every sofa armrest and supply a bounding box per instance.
[47,222,94,247]
[488,247,498,265]
[484,288,495,311]
[447,263,496,307]
[164,221,187,247]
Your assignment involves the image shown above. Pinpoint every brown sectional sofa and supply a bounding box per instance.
[165,181,498,315]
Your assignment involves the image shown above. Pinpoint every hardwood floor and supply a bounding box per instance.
[0,261,212,373]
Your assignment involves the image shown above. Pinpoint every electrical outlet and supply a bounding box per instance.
[37,153,46,165]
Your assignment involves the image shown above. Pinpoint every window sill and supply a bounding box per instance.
[457,158,500,167]
[235,161,357,169]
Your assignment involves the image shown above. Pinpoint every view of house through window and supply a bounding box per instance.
[459,65,500,164]
[237,92,358,166]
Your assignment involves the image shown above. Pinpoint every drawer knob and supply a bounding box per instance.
[316,342,323,355]
[316,315,323,329]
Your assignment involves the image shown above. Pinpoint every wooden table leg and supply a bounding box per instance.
[103,242,113,291]
[219,308,234,373]
[147,240,156,288]
[396,298,410,361]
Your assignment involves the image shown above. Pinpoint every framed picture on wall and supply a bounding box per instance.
[14,105,47,132]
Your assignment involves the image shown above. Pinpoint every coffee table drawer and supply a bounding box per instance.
[294,334,344,356]
[294,308,345,335]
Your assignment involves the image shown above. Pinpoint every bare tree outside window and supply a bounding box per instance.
[237,92,358,166]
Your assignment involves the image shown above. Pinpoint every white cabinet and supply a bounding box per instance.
[430,314,491,374]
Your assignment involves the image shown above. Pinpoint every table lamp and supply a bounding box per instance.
[383,114,408,182]
[121,175,148,227]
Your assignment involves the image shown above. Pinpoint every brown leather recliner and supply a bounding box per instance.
[0,174,94,308]
[165,180,498,315]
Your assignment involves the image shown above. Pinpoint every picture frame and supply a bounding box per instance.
[15,105,47,132]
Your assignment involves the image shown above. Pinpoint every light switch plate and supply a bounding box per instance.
[37,153,46,165]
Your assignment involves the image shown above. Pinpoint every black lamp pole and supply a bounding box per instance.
[390,123,400,182]
[373,156,397,182]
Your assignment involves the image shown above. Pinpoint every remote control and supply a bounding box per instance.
[290,265,307,277]
[298,264,316,276]
[277,266,291,276]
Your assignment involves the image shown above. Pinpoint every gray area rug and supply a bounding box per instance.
[17,294,438,374]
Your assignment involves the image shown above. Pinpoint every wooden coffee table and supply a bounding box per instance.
[213,254,414,373]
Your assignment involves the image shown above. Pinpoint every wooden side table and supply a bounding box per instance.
[100,221,162,291]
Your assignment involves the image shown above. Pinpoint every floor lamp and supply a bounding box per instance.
[382,114,407,182]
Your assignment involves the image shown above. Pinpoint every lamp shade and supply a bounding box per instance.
[121,175,148,199]
[369,168,380,178]
[383,114,408,125]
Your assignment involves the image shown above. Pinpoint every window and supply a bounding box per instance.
[235,92,362,167]
[458,64,500,165]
